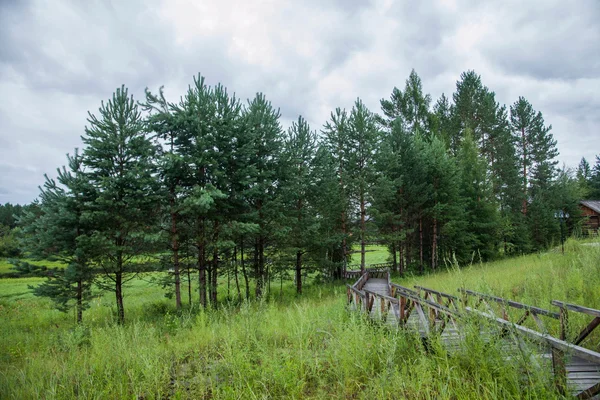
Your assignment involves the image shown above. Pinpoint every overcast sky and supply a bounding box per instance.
[1,0,598,205]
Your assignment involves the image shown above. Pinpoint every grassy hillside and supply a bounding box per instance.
[0,239,598,399]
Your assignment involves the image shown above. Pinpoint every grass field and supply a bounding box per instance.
[349,244,391,265]
[1,239,599,399]
[0,257,67,274]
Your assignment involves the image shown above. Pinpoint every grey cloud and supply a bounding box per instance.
[0,0,598,204]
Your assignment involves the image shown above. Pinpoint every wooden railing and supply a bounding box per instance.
[346,280,600,398]
[459,289,600,399]
[346,269,390,313]
[460,289,559,332]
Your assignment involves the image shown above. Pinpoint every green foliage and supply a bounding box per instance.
[81,85,161,323]
[0,224,20,257]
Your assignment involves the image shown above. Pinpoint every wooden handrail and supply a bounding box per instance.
[363,289,399,304]
[466,307,600,365]
[390,283,419,296]
[551,301,600,318]
[415,285,459,301]
[460,289,559,319]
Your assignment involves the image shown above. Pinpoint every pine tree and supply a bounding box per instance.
[346,99,380,272]
[173,75,224,307]
[456,131,499,262]
[20,150,94,323]
[142,86,187,310]
[243,93,283,297]
[281,116,319,294]
[322,108,352,274]
[80,86,160,324]
[589,156,600,199]
[577,157,591,198]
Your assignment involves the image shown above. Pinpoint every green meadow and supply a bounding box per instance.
[1,239,599,399]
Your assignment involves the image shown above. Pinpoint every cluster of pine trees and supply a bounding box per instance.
[20,70,582,323]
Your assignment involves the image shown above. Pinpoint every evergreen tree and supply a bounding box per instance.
[280,116,321,294]
[20,150,94,323]
[346,99,380,272]
[142,86,187,310]
[576,157,591,198]
[589,156,600,199]
[456,131,499,262]
[80,86,160,324]
[243,93,283,297]
[322,108,352,273]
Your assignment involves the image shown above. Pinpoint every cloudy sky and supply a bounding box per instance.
[1,0,598,204]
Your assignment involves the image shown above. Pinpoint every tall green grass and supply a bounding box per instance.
[1,239,598,399]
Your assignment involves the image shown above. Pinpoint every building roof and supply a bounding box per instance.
[580,200,600,214]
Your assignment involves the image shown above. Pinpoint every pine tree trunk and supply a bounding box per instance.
[234,246,241,301]
[398,241,404,275]
[522,127,528,216]
[187,266,192,306]
[432,216,438,270]
[391,242,397,271]
[360,190,366,273]
[256,201,265,298]
[339,146,347,277]
[241,238,249,300]
[76,278,83,324]
[211,220,219,306]
[296,250,302,294]
[115,270,124,324]
[419,216,424,275]
[197,217,207,307]
[254,239,260,297]
[171,198,181,311]
[406,216,412,268]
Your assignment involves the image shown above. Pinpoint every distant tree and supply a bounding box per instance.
[576,157,591,198]
[587,156,600,199]
[0,203,23,230]
[80,86,160,324]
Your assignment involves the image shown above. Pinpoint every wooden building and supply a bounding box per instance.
[580,200,600,233]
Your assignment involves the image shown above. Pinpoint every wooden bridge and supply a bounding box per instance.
[346,268,600,399]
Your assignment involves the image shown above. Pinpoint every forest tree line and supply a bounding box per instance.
[6,69,598,324]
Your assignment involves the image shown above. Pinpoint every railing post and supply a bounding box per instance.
[559,306,568,341]
[552,347,567,395]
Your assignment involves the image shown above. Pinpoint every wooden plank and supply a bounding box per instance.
[466,308,600,365]
[461,289,559,319]
[552,301,600,318]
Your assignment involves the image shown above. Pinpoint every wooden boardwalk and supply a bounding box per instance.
[346,268,600,399]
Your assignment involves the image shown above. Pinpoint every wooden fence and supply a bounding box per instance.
[346,276,600,399]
